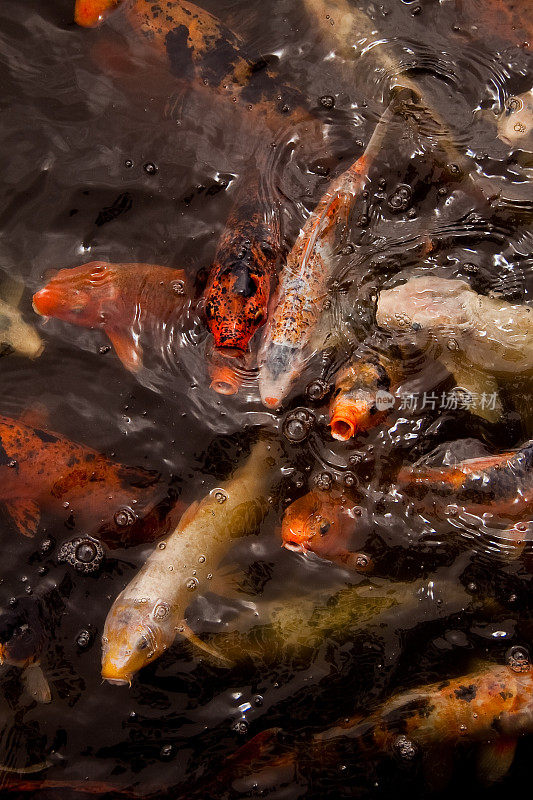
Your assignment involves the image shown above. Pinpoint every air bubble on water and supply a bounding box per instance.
[507,645,530,672]
[344,472,357,487]
[158,542,166,550]
[320,95,335,109]
[232,720,248,735]
[58,536,104,574]
[198,555,206,563]
[253,695,264,707]
[393,735,418,761]
[143,162,157,174]
[214,490,228,503]
[114,507,135,527]
[171,279,185,295]
[307,379,329,402]
[387,184,412,212]
[186,578,199,591]
[315,472,333,490]
[76,629,92,649]
[283,408,315,443]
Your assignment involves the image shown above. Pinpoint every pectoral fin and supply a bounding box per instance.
[21,664,51,704]
[179,621,233,667]
[106,328,143,373]
[442,355,503,423]
[4,500,40,537]
[477,736,517,784]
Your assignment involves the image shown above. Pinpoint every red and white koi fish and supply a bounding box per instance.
[33,261,189,373]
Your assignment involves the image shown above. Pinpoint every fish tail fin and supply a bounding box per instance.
[21,664,51,704]
[180,621,234,667]
[477,736,517,784]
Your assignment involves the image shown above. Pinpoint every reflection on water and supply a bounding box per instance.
[0,0,532,797]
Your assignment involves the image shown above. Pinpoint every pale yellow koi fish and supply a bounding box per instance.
[101,437,281,685]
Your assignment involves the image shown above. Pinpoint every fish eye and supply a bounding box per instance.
[254,309,264,323]
[137,636,150,651]
[319,520,331,535]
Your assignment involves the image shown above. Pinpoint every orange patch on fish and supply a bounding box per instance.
[74,0,121,27]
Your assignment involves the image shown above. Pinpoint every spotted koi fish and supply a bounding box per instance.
[203,179,281,357]
[257,104,395,408]
[281,489,373,572]
[33,261,189,373]
[75,0,310,128]
[0,414,171,545]
[398,440,533,520]
[330,347,404,441]
[222,661,533,788]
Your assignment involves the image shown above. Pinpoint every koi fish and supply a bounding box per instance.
[203,181,281,357]
[74,0,120,27]
[101,437,282,685]
[281,490,373,572]
[200,574,475,670]
[0,596,51,704]
[329,347,403,441]
[78,0,309,128]
[453,0,532,49]
[257,103,395,409]
[377,276,533,422]
[398,440,533,520]
[0,271,43,360]
[316,662,533,783]
[0,413,169,544]
[33,261,189,373]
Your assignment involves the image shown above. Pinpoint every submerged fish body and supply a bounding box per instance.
[0,414,165,543]
[0,597,50,703]
[376,276,533,377]
[0,299,43,361]
[203,188,281,357]
[329,347,404,441]
[398,440,533,520]
[78,0,310,130]
[257,103,395,409]
[33,261,189,373]
[101,438,281,685]
[281,489,372,571]
[317,663,533,780]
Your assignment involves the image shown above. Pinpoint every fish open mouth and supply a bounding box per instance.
[283,541,307,554]
[102,676,131,687]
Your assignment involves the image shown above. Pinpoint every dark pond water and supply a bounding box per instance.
[0,0,532,798]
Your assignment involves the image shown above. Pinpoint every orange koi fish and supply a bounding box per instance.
[398,440,533,520]
[0,414,170,545]
[257,104,395,409]
[315,662,533,782]
[33,262,189,373]
[330,348,404,441]
[75,0,309,128]
[203,183,281,357]
[281,490,373,572]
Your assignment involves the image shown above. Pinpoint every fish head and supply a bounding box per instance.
[101,597,175,685]
[281,491,344,554]
[258,342,304,409]
[33,262,117,328]
[74,0,122,27]
[204,262,269,354]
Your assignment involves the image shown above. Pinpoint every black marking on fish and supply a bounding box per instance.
[33,429,58,444]
[200,36,243,87]
[454,684,477,702]
[0,438,12,467]
[165,26,195,80]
